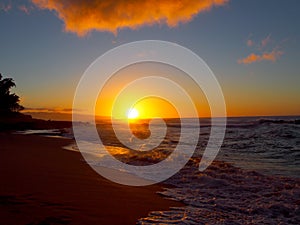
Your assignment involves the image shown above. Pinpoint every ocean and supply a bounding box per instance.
[136,116,300,224]
[20,116,300,224]
[70,116,299,178]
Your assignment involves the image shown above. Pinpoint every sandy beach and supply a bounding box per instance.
[0,133,182,225]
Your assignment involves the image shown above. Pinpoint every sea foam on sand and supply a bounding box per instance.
[138,160,300,224]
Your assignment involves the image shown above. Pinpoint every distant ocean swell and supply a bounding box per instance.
[67,116,300,178]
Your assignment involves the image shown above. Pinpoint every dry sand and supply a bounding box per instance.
[0,133,182,225]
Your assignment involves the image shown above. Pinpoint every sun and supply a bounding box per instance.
[127,108,139,119]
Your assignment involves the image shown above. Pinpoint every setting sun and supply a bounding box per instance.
[127,108,139,119]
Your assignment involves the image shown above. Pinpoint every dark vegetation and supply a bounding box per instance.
[0,73,24,115]
[0,73,71,131]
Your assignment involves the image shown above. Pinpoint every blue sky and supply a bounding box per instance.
[0,0,299,116]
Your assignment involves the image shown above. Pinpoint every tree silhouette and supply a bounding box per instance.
[0,73,24,115]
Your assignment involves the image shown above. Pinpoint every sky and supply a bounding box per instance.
[0,0,299,119]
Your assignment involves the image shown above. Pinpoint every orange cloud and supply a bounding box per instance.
[31,0,228,36]
[261,50,283,62]
[238,50,283,64]
[239,34,284,65]
[238,53,260,64]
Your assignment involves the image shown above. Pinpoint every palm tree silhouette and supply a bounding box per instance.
[0,73,24,115]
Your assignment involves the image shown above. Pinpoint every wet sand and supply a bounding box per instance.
[0,133,182,225]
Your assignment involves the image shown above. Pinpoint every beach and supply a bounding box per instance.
[0,133,182,225]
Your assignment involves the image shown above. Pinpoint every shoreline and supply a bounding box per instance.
[0,133,183,225]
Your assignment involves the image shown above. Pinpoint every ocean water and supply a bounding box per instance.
[70,117,300,177]
[137,117,300,224]
[214,116,300,178]
[68,116,300,224]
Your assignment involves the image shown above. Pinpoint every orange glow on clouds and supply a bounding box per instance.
[239,35,284,64]
[31,0,228,35]
[238,50,283,64]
